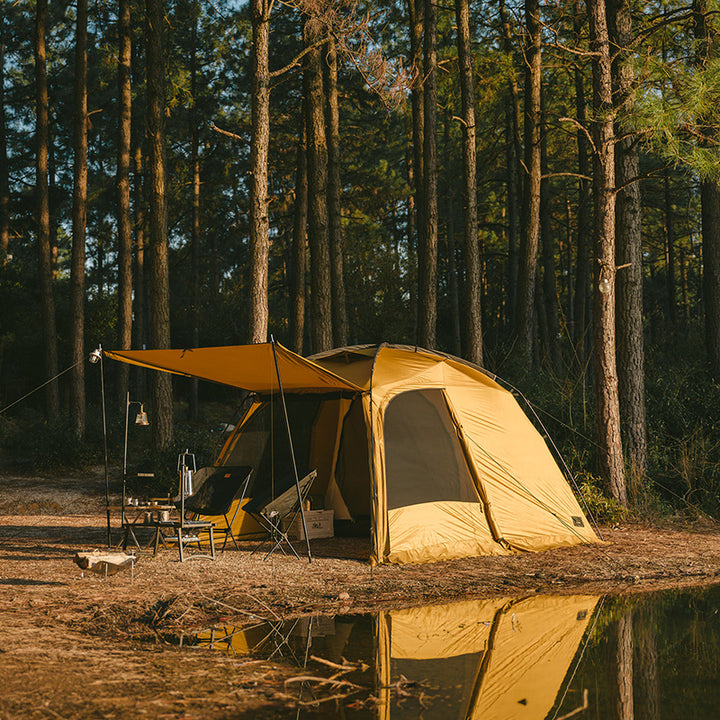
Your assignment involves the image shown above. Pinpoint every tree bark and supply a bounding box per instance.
[407,0,424,339]
[610,0,647,483]
[189,3,200,421]
[70,0,88,440]
[573,1,592,364]
[133,139,147,399]
[146,0,173,453]
[500,0,521,330]
[588,0,626,505]
[0,0,9,268]
[540,89,561,370]
[455,0,482,366]
[418,0,438,349]
[117,0,133,408]
[516,0,542,365]
[324,33,347,348]
[35,0,59,420]
[442,113,461,357]
[664,169,677,323]
[304,13,332,353]
[290,122,308,354]
[248,0,271,344]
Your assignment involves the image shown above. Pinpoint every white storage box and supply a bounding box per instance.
[283,509,334,540]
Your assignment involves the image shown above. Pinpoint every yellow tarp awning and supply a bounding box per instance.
[104,343,363,394]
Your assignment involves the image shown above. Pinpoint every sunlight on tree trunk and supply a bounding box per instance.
[70,0,88,440]
[588,0,626,505]
[248,0,271,345]
[146,0,173,454]
[117,0,133,409]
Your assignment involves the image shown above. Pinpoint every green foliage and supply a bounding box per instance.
[577,474,629,524]
[0,412,103,471]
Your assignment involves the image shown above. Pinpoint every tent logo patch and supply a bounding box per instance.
[572,516,584,527]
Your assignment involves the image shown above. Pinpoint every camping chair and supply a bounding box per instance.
[181,465,253,552]
[243,469,317,560]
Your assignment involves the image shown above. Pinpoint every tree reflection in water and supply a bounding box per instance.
[185,585,720,719]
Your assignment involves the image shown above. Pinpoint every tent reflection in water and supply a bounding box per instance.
[105,343,599,564]
[376,595,599,720]
[191,594,600,719]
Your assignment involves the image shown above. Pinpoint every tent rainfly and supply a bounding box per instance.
[105,342,599,565]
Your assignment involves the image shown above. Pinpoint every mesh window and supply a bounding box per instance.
[335,396,372,516]
[384,389,479,510]
[224,396,321,496]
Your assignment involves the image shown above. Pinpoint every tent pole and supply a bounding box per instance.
[96,346,112,548]
[270,337,311,562]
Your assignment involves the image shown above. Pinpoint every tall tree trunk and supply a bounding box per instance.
[117,0,133,408]
[516,0,542,365]
[588,0,626,505]
[35,0,59,420]
[664,170,677,323]
[500,0,522,330]
[418,0,438,348]
[0,0,7,397]
[248,0,270,344]
[456,0,482,366]
[146,0,172,453]
[407,0,424,341]
[0,0,9,268]
[189,4,200,421]
[290,122,307,354]
[133,139,147,399]
[303,13,332,352]
[324,33,347,348]
[443,113,461,357]
[694,1,720,378]
[610,0,647,484]
[573,5,592,365]
[540,89,561,370]
[70,0,88,440]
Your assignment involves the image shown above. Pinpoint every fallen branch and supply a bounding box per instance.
[310,654,369,673]
[284,675,363,691]
[298,692,359,707]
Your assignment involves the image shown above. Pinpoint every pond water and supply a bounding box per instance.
[184,583,720,719]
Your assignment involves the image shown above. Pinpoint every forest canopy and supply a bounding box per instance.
[2,0,720,518]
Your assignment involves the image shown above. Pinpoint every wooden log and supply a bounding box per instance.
[74,550,135,576]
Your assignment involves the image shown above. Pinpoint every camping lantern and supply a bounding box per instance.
[135,405,149,425]
[178,449,196,498]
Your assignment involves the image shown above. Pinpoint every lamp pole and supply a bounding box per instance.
[90,345,111,548]
[122,393,149,536]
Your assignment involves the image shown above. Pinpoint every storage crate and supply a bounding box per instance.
[283,509,334,540]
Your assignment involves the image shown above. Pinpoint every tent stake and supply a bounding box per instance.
[271,337,312,562]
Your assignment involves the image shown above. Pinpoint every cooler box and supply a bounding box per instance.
[283,510,334,540]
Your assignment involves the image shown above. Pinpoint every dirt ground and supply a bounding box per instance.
[2,468,720,719]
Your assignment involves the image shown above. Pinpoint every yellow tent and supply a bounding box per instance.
[105,343,598,564]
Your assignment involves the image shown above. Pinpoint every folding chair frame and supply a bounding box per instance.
[247,470,317,561]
